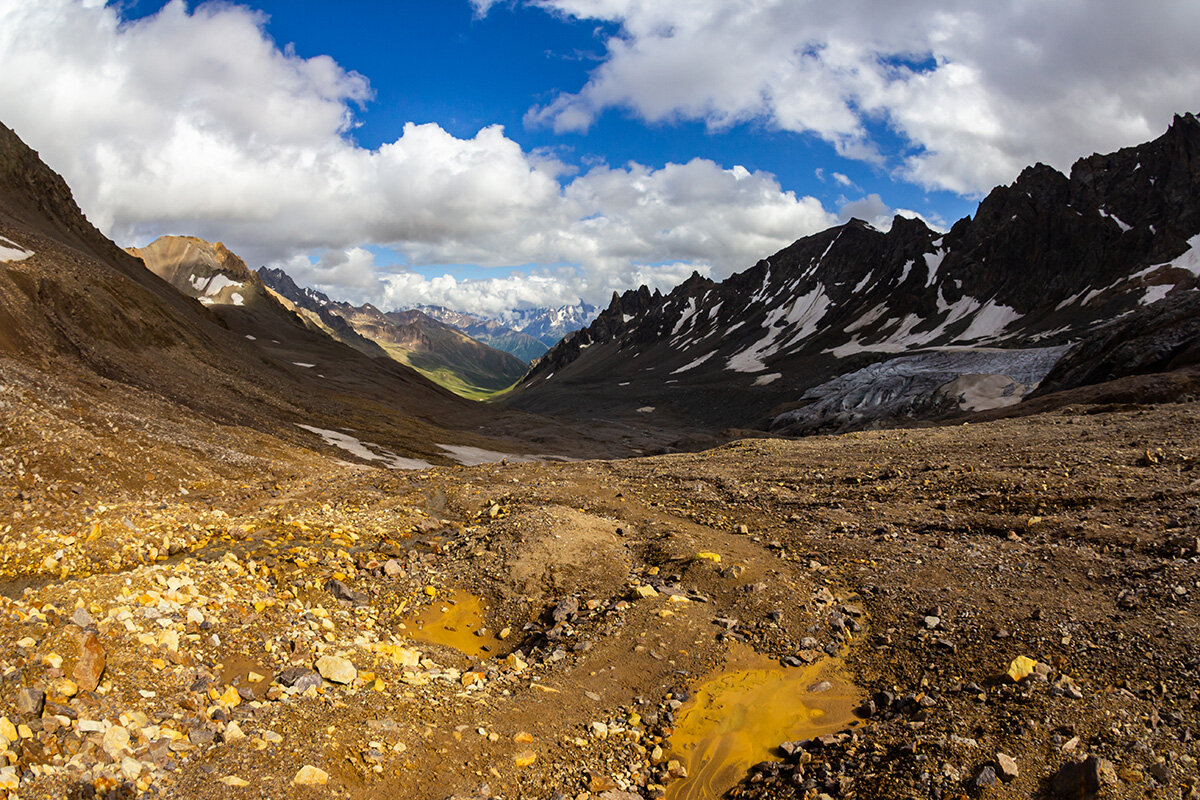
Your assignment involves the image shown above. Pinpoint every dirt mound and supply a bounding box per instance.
[497,506,632,601]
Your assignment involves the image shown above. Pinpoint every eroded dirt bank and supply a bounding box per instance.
[1,397,1197,799]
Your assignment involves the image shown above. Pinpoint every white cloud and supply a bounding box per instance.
[284,248,705,316]
[838,194,931,233]
[0,0,837,311]
[515,0,1200,195]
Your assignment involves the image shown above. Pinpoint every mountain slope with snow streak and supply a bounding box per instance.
[505,114,1200,432]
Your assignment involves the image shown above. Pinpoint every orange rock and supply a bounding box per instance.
[72,633,106,692]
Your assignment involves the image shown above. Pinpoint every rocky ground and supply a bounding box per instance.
[1,374,1198,799]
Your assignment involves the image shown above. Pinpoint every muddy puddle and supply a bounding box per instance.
[401,590,507,660]
[666,646,861,800]
[217,654,273,700]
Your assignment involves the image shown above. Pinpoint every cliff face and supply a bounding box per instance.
[505,114,1200,431]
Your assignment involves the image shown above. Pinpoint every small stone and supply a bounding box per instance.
[73,633,106,692]
[294,765,329,786]
[221,776,250,787]
[225,721,247,741]
[973,765,998,789]
[15,687,45,717]
[995,752,1018,781]
[735,524,749,534]
[383,559,404,577]
[634,585,659,599]
[1052,756,1118,798]
[327,579,368,606]
[120,756,143,781]
[70,607,95,628]
[513,751,536,767]
[0,766,18,791]
[1006,655,1038,683]
[923,615,941,630]
[315,655,357,685]
[102,725,131,759]
[276,666,322,692]
[0,718,16,744]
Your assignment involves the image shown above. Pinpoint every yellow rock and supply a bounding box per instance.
[424,586,438,597]
[514,732,534,743]
[695,552,722,563]
[293,765,329,786]
[1007,655,1039,683]
[634,585,659,599]
[218,686,242,707]
[220,776,250,787]
[0,717,17,743]
[513,751,537,767]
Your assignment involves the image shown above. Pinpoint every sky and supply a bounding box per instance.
[1,1,1198,317]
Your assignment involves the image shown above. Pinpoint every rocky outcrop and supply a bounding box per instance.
[507,114,1200,430]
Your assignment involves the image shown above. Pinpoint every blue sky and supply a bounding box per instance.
[2,1,1197,314]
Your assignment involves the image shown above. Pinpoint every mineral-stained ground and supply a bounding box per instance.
[1,363,1197,799]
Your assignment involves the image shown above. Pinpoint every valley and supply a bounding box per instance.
[1,108,1199,800]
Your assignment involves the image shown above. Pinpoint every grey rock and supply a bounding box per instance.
[70,607,95,628]
[973,765,998,789]
[327,579,369,606]
[275,666,322,693]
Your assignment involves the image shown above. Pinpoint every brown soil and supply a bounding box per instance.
[1,356,1197,799]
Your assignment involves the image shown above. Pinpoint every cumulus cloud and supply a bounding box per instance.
[283,249,706,317]
[838,194,932,233]
[0,0,836,309]
[513,0,1200,194]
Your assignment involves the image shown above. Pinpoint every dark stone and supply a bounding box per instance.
[327,579,369,606]
[1052,756,1118,798]
[275,666,322,692]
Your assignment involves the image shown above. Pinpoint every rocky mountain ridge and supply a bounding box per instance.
[506,113,1200,432]
[414,305,549,363]
[257,270,530,398]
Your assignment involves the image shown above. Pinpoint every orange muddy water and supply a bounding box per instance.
[665,648,860,800]
[401,590,506,659]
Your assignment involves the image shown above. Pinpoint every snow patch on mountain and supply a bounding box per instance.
[0,236,32,262]
[298,425,433,470]
[1168,234,1200,277]
[959,301,1022,340]
[671,352,714,374]
[726,285,832,373]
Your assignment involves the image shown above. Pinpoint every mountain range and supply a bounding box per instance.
[503,113,1200,435]
[0,121,621,471]
[411,305,550,363]
[255,268,529,398]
